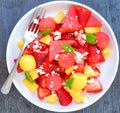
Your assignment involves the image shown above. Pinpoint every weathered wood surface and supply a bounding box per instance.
[0,0,120,113]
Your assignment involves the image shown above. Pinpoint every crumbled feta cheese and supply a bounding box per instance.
[54,30,61,36]
[54,35,61,40]
[87,78,95,84]
[96,50,100,54]
[54,54,59,60]
[36,68,45,75]
[73,65,78,70]
[75,51,84,63]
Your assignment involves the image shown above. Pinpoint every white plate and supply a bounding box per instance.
[6,1,119,112]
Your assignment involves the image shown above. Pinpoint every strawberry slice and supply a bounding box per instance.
[32,48,48,68]
[36,75,47,88]
[83,78,103,93]
[87,44,105,65]
[45,73,63,91]
[86,15,102,27]
[37,87,51,99]
[42,62,64,75]
[60,5,81,33]
[56,87,72,106]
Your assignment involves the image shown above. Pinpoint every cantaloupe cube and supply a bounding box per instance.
[23,79,39,92]
[44,94,58,103]
[85,27,100,34]
[40,35,52,45]
[29,70,39,80]
[17,38,24,49]
[54,12,65,24]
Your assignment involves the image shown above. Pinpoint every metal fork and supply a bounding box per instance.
[1,7,45,94]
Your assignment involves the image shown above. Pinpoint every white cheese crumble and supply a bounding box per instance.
[87,78,95,84]
[75,51,84,63]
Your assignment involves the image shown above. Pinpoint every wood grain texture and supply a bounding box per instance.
[0,0,120,113]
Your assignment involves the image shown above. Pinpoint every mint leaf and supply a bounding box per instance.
[25,72,35,83]
[65,78,74,89]
[85,33,96,44]
[62,44,74,54]
[42,28,51,35]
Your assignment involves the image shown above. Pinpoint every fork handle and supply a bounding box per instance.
[1,47,24,94]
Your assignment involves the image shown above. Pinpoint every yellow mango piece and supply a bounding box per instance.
[65,66,74,75]
[65,87,87,103]
[40,35,52,45]
[85,27,100,34]
[84,64,99,78]
[71,73,87,91]
[101,47,111,58]
[19,55,36,72]
[17,38,24,49]
[29,70,39,80]
[54,12,65,24]
[23,79,39,92]
[44,94,58,103]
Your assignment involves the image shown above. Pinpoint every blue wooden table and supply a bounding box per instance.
[0,0,120,113]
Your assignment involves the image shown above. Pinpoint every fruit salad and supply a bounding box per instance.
[16,5,111,106]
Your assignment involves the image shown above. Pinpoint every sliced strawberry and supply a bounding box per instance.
[32,48,48,68]
[45,73,63,91]
[61,33,75,40]
[39,17,56,32]
[86,15,102,27]
[42,62,64,75]
[58,52,75,69]
[49,40,76,62]
[76,5,91,27]
[56,87,72,106]
[95,32,110,49]
[37,87,51,99]
[36,75,47,88]
[87,44,105,65]
[83,78,103,93]
[60,5,81,33]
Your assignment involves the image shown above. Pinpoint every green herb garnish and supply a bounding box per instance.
[25,72,35,83]
[62,43,74,54]
[85,33,96,44]
[42,28,51,35]
[65,78,74,89]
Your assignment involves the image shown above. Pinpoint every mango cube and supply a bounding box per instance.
[17,38,24,49]
[54,12,65,24]
[65,87,87,103]
[65,66,74,75]
[101,47,111,58]
[23,79,39,92]
[85,27,100,34]
[44,94,58,103]
[29,70,39,80]
[40,35,52,45]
